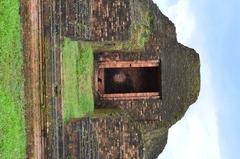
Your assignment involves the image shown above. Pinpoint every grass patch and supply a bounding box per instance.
[0,87,25,159]
[0,0,25,158]
[63,38,94,121]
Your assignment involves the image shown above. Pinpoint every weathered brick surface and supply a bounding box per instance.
[65,0,91,40]
[91,0,131,41]
[64,0,131,41]
[65,114,144,159]
[65,118,99,159]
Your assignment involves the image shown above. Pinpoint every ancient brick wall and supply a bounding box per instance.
[65,114,144,159]
[91,0,131,41]
[160,44,200,122]
[64,0,131,41]
[65,118,99,158]
[64,0,91,40]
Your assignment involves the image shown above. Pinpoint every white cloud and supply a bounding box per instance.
[152,0,221,159]
[154,0,195,44]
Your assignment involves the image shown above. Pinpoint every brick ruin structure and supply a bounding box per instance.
[21,0,200,159]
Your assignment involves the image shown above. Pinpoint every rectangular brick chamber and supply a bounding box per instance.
[96,60,161,100]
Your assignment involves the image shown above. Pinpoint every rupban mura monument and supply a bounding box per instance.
[21,0,200,158]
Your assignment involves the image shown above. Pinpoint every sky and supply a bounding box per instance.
[152,0,240,159]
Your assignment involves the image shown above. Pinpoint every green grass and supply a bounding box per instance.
[0,0,25,158]
[0,87,25,159]
[63,39,94,121]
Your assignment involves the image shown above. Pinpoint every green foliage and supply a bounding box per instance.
[130,23,151,49]
[0,0,25,158]
[63,39,94,121]
[89,108,125,119]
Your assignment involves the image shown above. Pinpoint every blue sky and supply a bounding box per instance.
[152,0,240,159]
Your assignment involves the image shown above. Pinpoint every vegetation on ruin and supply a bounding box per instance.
[81,0,151,52]
[63,39,94,121]
[0,0,25,158]
[83,24,151,53]
[88,108,126,119]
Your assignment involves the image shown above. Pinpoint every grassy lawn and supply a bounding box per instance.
[0,0,25,158]
[63,39,94,121]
